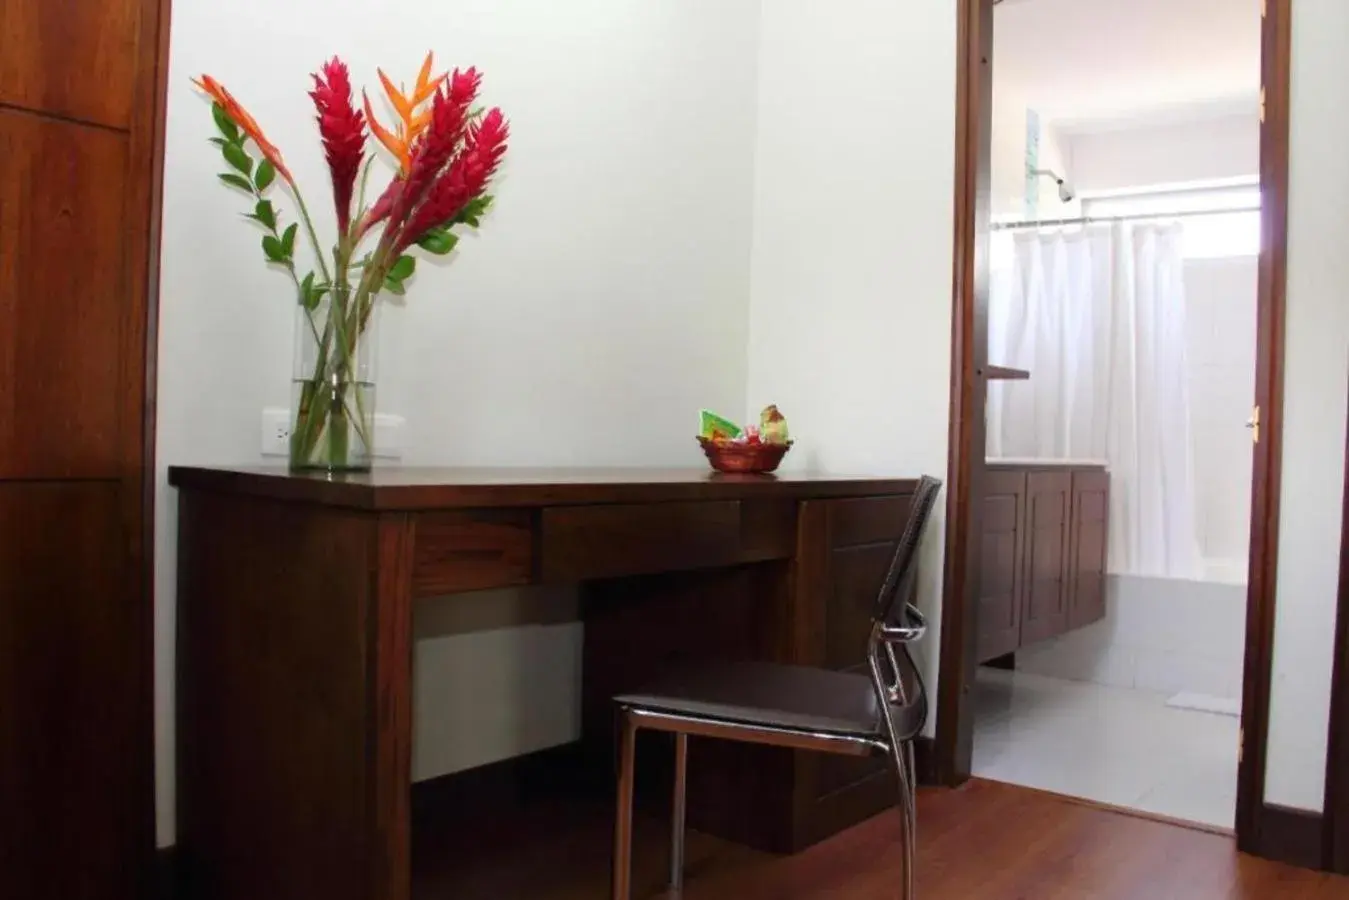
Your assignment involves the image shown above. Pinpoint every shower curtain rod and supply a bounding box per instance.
[991,206,1262,232]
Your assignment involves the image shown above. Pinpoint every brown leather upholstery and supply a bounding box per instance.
[616,660,919,740]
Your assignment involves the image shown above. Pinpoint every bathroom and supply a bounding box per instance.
[971,0,1261,829]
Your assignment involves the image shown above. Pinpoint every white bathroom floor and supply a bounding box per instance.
[972,667,1239,829]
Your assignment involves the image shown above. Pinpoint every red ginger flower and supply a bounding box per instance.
[397,107,509,254]
[193,75,293,184]
[389,68,481,230]
[309,58,367,236]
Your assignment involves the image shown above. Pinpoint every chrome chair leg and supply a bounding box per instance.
[670,732,689,894]
[894,740,917,900]
[613,712,637,900]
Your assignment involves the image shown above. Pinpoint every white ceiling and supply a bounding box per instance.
[994,0,1262,132]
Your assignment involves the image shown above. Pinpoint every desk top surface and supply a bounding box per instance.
[168,466,918,511]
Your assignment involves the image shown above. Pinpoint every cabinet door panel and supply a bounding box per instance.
[0,483,142,900]
[0,112,129,478]
[1020,472,1072,644]
[0,0,142,128]
[977,471,1027,661]
[1069,471,1110,629]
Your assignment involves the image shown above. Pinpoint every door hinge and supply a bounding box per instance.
[1259,87,1266,124]
[1261,0,1267,19]
[1238,727,1245,764]
[1247,406,1261,444]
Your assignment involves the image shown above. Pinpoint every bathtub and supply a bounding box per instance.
[1014,570,1248,702]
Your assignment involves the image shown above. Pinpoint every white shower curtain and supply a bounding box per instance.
[988,223,1202,579]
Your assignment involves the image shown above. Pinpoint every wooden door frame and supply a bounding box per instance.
[1324,388,1349,873]
[935,0,1301,863]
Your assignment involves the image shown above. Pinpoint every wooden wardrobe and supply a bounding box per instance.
[1,1,168,896]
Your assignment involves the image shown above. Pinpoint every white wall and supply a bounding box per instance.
[1186,256,1258,572]
[746,0,956,704]
[1264,0,1349,813]
[156,0,761,846]
[1066,112,1260,194]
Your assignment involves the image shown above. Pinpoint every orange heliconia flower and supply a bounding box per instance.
[363,52,447,174]
[193,74,293,184]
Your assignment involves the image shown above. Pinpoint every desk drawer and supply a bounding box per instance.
[412,509,533,598]
[541,501,742,582]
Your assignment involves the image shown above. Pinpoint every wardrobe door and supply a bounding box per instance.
[0,0,165,896]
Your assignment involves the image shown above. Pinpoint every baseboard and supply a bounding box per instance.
[1254,803,1325,871]
[155,845,178,900]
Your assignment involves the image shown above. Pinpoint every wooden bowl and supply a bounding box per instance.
[697,437,793,474]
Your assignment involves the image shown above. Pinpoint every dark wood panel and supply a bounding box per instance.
[411,509,532,597]
[824,543,895,670]
[580,565,796,853]
[1020,471,1071,645]
[0,0,142,128]
[176,492,377,900]
[935,0,994,788]
[977,470,1026,662]
[0,110,129,478]
[541,501,742,582]
[373,515,415,900]
[0,482,140,900]
[828,495,912,547]
[168,465,916,511]
[1236,0,1295,857]
[739,498,798,561]
[1325,371,1349,874]
[1069,470,1110,630]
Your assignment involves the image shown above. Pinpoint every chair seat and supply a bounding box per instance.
[616,660,898,740]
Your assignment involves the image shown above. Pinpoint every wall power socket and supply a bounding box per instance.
[260,408,405,460]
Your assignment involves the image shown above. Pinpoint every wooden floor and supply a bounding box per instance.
[414,779,1349,899]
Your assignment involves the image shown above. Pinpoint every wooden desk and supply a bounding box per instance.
[170,467,919,900]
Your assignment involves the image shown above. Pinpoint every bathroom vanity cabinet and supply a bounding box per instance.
[977,462,1110,662]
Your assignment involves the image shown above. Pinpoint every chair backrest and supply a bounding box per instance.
[872,475,943,629]
[867,475,942,746]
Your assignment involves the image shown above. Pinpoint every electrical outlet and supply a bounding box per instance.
[261,408,291,457]
[261,408,404,459]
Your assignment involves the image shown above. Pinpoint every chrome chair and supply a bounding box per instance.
[610,475,942,900]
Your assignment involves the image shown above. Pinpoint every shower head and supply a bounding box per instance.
[1033,168,1076,203]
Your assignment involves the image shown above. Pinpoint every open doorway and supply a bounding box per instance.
[937,0,1292,845]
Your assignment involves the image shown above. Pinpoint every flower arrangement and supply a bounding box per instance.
[194,53,509,470]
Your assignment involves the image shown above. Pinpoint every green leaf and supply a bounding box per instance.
[252,200,277,230]
[218,172,253,192]
[262,235,286,263]
[387,255,417,281]
[254,160,276,192]
[299,272,315,306]
[212,103,240,141]
[383,275,407,296]
[416,228,460,255]
[454,195,493,228]
[222,141,253,176]
[281,223,298,256]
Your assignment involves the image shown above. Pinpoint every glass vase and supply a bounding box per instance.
[289,284,379,472]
